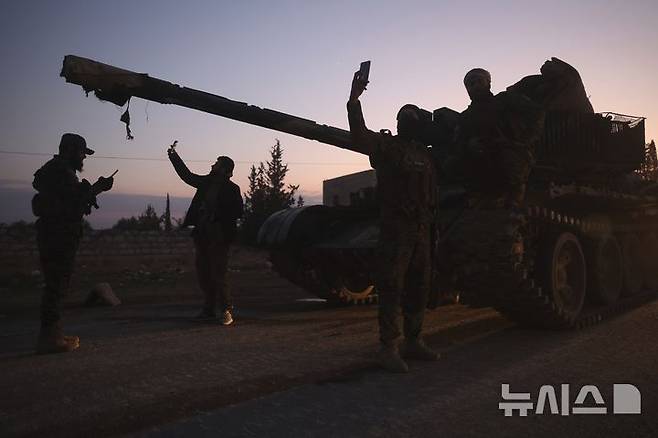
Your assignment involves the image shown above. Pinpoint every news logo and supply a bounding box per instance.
[499,383,641,416]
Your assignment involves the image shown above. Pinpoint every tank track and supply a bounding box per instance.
[348,293,379,306]
[451,206,658,329]
[271,205,657,323]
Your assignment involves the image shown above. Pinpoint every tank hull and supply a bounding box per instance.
[259,113,658,327]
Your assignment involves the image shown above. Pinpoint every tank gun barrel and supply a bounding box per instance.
[60,55,357,153]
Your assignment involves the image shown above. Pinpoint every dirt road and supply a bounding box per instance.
[0,251,507,437]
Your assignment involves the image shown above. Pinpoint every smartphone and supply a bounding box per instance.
[359,60,371,83]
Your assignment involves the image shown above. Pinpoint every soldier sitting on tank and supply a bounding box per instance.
[507,57,593,113]
[456,68,544,208]
[32,133,114,354]
[167,144,244,325]
[347,70,440,373]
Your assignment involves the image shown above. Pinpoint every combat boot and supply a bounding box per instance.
[377,342,409,373]
[401,338,440,361]
[36,324,80,355]
[221,309,234,326]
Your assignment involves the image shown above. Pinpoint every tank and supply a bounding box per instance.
[61,55,658,328]
[434,112,658,329]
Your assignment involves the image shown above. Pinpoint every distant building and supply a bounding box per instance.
[323,169,376,207]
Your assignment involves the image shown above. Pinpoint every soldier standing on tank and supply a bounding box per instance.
[457,68,543,208]
[32,133,114,354]
[347,71,440,373]
[167,144,243,325]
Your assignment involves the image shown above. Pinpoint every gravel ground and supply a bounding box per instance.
[0,250,505,437]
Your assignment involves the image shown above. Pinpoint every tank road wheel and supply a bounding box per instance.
[621,234,643,296]
[322,251,376,305]
[543,232,587,323]
[336,279,375,304]
[587,234,623,305]
[269,251,334,301]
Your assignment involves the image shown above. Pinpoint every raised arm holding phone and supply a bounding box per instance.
[167,141,244,325]
[346,62,440,373]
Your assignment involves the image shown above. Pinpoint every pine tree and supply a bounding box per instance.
[138,204,162,230]
[265,139,299,212]
[245,163,267,218]
[638,141,658,181]
[163,193,173,232]
[242,139,301,243]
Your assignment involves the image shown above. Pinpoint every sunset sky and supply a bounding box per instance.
[2,0,658,227]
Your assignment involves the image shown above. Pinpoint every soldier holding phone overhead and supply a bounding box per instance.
[167,141,244,326]
[347,62,440,373]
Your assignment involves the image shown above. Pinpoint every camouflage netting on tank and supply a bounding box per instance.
[600,112,645,128]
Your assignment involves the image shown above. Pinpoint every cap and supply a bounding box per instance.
[59,133,95,155]
[216,156,235,172]
[464,68,491,86]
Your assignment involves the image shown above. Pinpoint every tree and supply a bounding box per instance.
[1,220,35,238]
[245,162,267,219]
[113,204,162,231]
[243,139,300,243]
[264,139,299,211]
[162,193,173,232]
[638,141,658,181]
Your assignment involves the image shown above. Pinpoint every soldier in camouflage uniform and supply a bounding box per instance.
[347,71,439,373]
[32,133,114,354]
[456,68,544,208]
